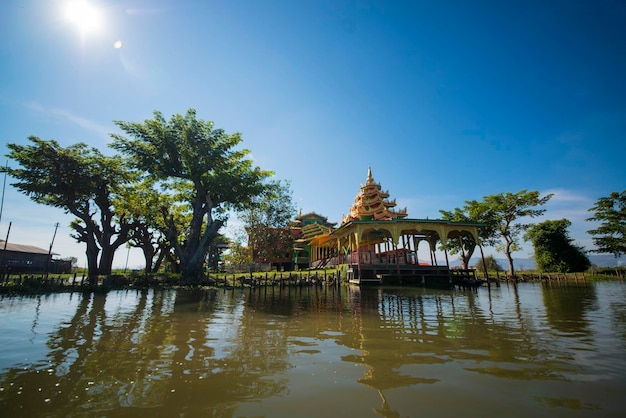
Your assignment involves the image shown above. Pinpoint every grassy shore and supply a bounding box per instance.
[0,267,346,295]
[0,266,623,295]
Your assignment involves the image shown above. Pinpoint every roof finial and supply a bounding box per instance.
[367,164,373,181]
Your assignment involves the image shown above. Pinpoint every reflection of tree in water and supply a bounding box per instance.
[541,281,597,334]
[339,285,598,417]
[164,289,289,416]
[0,291,174,415]
[1,284,612,416]
[610,299,626,351]
[0,289,290,417]
[463,282,600,404]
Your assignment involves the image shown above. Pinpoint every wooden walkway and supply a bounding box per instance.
[346,263,485,288]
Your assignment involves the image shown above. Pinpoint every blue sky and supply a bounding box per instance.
[1,0,625,269]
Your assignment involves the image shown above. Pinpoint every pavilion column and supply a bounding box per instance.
[336,239,340,264]
[395,240,400,276]
[427,239,433,265]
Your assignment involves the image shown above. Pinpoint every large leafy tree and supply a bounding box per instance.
[525,219,590,272]
[586,191,626,259]
[115,178,174,273]
[439,203,497,269]
[239,180,297,269]
[467,190,553,277]
[6,137,132,281]
[110,109,271,283]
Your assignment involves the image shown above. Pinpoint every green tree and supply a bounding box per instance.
[116,178,173,273]
[525,219,590,272]
[111,109,271,283]
[472,254,503,272]
[222,229,252,269]
[586,191,626,259]
[240,180,296,269]
[439,203,497,269]
[6,137,132,281]
[467,190,553,277]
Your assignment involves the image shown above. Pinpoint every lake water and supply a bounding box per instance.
[1,281,625,417]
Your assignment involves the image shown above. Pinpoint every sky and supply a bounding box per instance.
[0,0,625,269]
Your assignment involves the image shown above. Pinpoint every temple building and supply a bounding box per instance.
[290,211,336,270]
[307,167,485,286]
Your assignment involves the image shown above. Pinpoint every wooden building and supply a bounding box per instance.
[0,239,70,274]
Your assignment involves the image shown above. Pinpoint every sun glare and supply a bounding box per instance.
[64,0,103,35]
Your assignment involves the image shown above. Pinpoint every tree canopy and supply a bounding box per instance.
[466,190,552,277]
[525,219,590,272]
[473,254,503,272]
[586,191,626,259]
[439,203,496,269]
[239,180,297,268]
[6,137,132,280]
[111,109,272,283]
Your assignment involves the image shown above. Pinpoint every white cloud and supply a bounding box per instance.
[50,108,111,139]
[541,188,589,204]
[22,101,111,141]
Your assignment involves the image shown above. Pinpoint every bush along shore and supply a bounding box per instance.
[0,267,623,295]
[0,269,345,295]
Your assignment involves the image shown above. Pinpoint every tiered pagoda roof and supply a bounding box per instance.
[290,210,336,250]
[341,166,407,225]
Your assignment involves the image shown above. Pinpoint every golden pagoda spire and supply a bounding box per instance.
[341,166,408,224]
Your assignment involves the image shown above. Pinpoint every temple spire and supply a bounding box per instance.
[341,166,408,224]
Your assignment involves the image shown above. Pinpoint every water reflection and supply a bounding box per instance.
[0,282,625,417]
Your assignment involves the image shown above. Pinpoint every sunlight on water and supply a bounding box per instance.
[1,282,625,417]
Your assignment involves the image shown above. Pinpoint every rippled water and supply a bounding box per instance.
[1,281,625,417]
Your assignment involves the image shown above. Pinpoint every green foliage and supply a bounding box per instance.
[240,180,297,266]
[116,177,174,273]
[525,219,590,272]
[466,190,553,277]
[7,138,112,209]
[111,109,272,283]
[6,137,132,280]
[439,204,494,269]
[586,191,626,259]
[473,254,503,272]
[223,240,252,266]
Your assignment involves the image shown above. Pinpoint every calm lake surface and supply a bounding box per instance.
[1,281,625,417]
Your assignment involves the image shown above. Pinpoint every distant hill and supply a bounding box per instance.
[449,254,622,270]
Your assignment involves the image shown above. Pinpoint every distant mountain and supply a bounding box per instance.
[587,254,624,268]
[449,254,622,270]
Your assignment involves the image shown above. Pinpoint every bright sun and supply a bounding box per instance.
[64,0,103,35]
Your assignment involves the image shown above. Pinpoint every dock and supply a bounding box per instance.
[347,263,484,288]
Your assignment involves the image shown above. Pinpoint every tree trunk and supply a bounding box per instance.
[85,241,100,285]
[140,243,156,274]
[505,241,515,278]
[98,246,116,276]
[180,256,204,284]
[153,248,166,272]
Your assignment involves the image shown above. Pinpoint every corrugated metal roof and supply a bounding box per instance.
[0,240,52,255]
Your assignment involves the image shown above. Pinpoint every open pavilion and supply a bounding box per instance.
[307,167,487,286]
